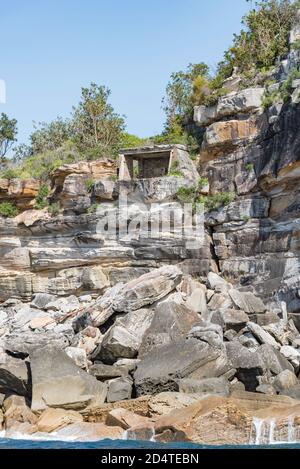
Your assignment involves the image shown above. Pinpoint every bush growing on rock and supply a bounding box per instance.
[35,184,50,209]
[0,201,18,218]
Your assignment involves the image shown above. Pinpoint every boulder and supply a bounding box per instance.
[208,293,232,311]
[216,309,249,332]
[73,283,124,331]
[106,408,153,430]
[31,293,57,310]
[4,330,70,355]
[139,301,199,358]
[273,370,298,393]
[207,272,229,290]
[3,395,37,430]
[65,347,88,369]
[37,408,83,433]
[263,320,292,346]
[258,344,294,375]
[185,288,207,315]
[154,396,252,445]
[29,316,55,330]
[188,321,224,348]
[247,322,280,349]
[45,295,80,314]
[30,345,107,412]
[134,338,224,396]
[229,290,266,314]
[280,384,300,400]
[148,392,201,417]
[53,422,124,441]
[256,384,277,395]
[89,363,131,381]
[226,342,264,391]
[95,308,154,363]
[280,345,300,371]
[112,266,183,312]
[178,377,230,396]
[106,377,133,403]
[0,352,29,396]
[194,88,264,126]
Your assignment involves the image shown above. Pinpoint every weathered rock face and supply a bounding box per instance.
[195,85,300,317]
[30,346,107,412]
[194,88,264,126]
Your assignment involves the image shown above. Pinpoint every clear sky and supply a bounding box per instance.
[0,0,251,144]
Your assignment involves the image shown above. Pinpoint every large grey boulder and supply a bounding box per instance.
[94,308,155,363]
[139,302,199,358]
[112,266,183,313]
[226,342,265,391]
[273,370,298,393]
[4,330,70,355]
[247,322,280,350]
[31,293,57,310]
[106,377,132,403]
[194,88,264,126]
[212,309,249,332]
[185,288,207,315]
[257,344,294,375]
[134,338,224,396]
[0,352,29,396]
[188,321,224,348]
[229,290,266,314]
[178,377,230,396]
[89,363,132,381]
[30,346,107,412]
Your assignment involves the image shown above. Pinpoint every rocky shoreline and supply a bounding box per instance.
[1,267,300,445]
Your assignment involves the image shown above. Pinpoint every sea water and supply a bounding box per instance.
[1,437,300,449]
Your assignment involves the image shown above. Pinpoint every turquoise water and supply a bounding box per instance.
[0,438,300,449]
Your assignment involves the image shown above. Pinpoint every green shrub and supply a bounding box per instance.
[176,186,197,203]
[1,168,20,179]
[87,203,100,214]
[35,184,50,209]
[168,161,184,177]
[0,202,18,218]
[85,178,95,193]
[197,177,209,190]
[168,169,184,177]
[245,163,254,171]
[197,192,236,211]
[48,202,60,217]
[110,174,118,182]
[120,132,147,149]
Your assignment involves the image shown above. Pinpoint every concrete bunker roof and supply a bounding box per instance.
[119,144,187,159]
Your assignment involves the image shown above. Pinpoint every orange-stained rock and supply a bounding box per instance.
[3,395,38,430]
[37,408,83,433]
[51,159,117,187]
[0,179,40,210]
[200,117,261,161]
[53,421,124,441]
[154,396,253,445]
[106,408,153,430]
[15,208,51,226]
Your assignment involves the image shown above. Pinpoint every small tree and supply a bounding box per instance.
[30,117,71,154]
[162,63,210,125]
[0,113,17,165]
[72,83,125,158]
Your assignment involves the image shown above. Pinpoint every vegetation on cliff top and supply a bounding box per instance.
[162,0,298,140]
[1,0,299,181]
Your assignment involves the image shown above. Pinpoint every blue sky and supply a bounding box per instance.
[0,0,251,144]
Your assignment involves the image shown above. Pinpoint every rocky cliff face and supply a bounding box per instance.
[1,19,300,446]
